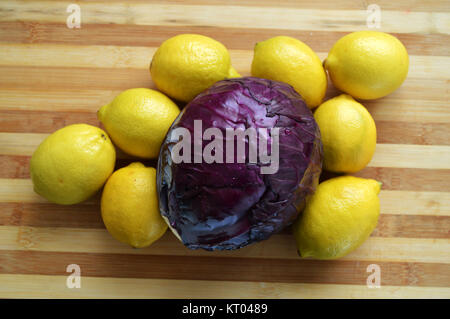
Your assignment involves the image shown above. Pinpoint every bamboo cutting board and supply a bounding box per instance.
[0,0,449,299]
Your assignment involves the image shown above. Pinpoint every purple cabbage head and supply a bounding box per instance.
[157,77,322,250]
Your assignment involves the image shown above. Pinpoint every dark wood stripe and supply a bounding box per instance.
[0,202,104,229]
[0,22,448,56]
[0,155,31,179]
[372,215,450,239]
[375,121,450,146]
[0,202,448,239]
[0,66,153,91]
[0,110,101,133]
[353,167,450,192]
[0,250,449,286]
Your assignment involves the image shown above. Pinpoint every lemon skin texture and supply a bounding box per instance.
[324,31,409,100]
[150,34,240,102]
[98,88,180,159]
[294,176,381,260]
[314,94,376,173]
[251,36,327,108]
[30,124,116,205]
[101,162,168,248]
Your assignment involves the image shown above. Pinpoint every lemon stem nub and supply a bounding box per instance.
[227,66,241,78]
[97,104,108,122]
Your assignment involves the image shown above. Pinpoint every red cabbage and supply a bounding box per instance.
[157,77,322,250]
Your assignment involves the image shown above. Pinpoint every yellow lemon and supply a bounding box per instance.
[314,94,376,173]
[324,31,409,100]
[98,88,180,159]
[251,36,327,108]
[150,34,240,102]
[30,124,116,205]
[101,162,167,248]
[294,176,381,259]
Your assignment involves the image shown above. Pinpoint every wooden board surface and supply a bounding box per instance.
[0,0,449,299]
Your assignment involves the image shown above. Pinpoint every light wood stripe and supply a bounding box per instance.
[2,132,449,169]
[364,99,450,124]
[379,190,450,216]
[42,0,450,12]
[368,144,450,169]
[1,22,448,57]
[1,1,448,35]
[1,90,448,124]
[0,133,49,157]
[3,179,448,216]
[0,274,448,299]
[0,44,155,69]
[0,132,133,159]
[0,178,97,204]
[0,154,450,192]
[0,89,118,112]
[1,178,448,216]
[0,67,447,104]
[4,155,450,192]
[2,111,450,147]
[0,44,448,80]
[0,225,448,263]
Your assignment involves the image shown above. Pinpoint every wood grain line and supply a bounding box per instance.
[3,155,450,193]
[0,89,119,113]
[363,98,450,124]
[371,214,450,239]
[0,202,448,239]
[1,2,448,34]
[2,109,449,146]
[0,89,448,123]
[0,225,448,263]
[2,132,448,169]
[0,178,97,204]
[38,0,450,13]
[1,179,449,215]
[0,66,154,91]
[374,122,450,145]
[353,167,450,191]
[367,144,450,169]
[1,274,448,298]
[1,250,449,287]
[1,22,448,56]
[1,66,447,104]
[0,110,101,134]
[0,202,103,228]
[0,156,157,179]
[380,190,450,216]
[0,44,448,80]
